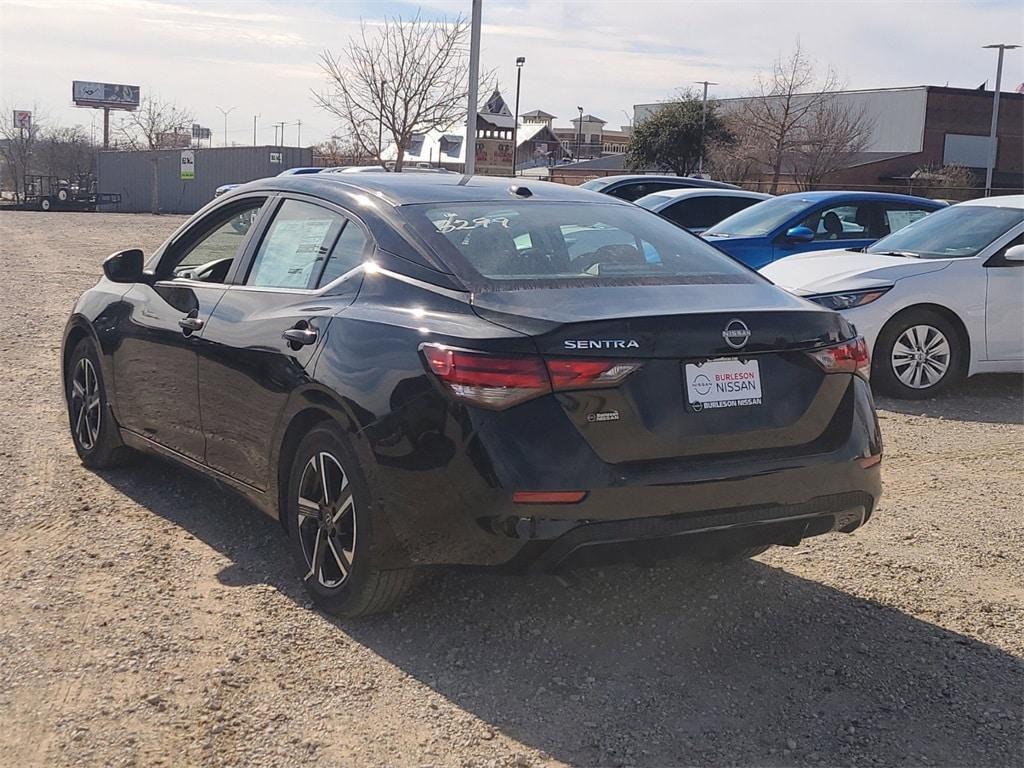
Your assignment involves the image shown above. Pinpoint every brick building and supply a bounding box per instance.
[635,85,1023,194]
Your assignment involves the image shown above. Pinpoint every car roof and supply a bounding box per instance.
[589,174,738,190]
[642,188,772,201]
[956,194,1024,209]
[771,190,945,205]
[243,172,627,207]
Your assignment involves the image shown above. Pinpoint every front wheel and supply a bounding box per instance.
[65,339,130,468]
[283,424,416,617]
[872,309,964,399]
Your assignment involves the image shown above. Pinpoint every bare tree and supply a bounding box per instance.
[739,42,845,193]
[792,96,873,189]
[112,95,193,213]
[115,95,194,150]
[0,105,44,202]
[313,13,476,172]
[313,135,369,167]
[36,126,96,179]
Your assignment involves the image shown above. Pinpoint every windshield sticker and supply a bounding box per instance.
[435,213,511,233]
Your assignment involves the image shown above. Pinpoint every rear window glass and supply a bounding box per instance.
[400,201,759,290]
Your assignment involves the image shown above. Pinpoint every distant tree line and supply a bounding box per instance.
[0,94,195,202]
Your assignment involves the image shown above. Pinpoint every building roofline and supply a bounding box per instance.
[634,83,1024,111]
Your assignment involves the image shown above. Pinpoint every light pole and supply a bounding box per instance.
[982,44,1019,196]
[465,0,482,175]
[695,80,717,176]
[575,106,583,160]
[511,56,525,176]
[216,105,236,147]
[253,114,260,146]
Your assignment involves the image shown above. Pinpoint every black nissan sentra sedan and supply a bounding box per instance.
[63,173,882,616]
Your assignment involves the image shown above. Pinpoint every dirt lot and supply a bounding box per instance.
[1,210,1022,768]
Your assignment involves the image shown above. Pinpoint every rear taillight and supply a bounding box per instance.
[421,344,640,410]
[807,337,870,377]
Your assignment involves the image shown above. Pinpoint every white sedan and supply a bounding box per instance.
[761,195,1024,398]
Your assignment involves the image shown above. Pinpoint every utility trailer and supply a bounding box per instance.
[8,175,121,212]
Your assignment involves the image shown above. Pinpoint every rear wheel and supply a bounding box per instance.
[40,197,52,211]
[872,309,964,399]
[283,424,416,617]
[65,339,130,468]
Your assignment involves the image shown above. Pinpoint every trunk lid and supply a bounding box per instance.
[472,284,856,463]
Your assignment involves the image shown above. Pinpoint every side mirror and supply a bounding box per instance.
[784,226,815,244]
[102,248,145,283]
[1004,244,1024,262]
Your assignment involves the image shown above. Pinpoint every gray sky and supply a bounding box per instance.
[1,0,1022,145]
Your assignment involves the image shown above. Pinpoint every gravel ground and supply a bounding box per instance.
[1,211,1022,768]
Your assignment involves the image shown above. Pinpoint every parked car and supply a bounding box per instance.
[761,195,1024,398]
[702,191,946,269]
[63,173,881,616]
[277,167,324,176]
[635,188,772,234]
[579,174,739,201]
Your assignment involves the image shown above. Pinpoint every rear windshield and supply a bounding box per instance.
[704,196,813,237]
[400,201,759,290]
[635,193,675,211]
[579,178,612,192]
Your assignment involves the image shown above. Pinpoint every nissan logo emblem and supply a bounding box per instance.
[722,319,751,350]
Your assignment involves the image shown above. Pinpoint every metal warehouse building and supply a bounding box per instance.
[97,146,313,214]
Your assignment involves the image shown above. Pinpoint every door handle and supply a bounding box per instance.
[178,315,204,332]
[283,326,318,347]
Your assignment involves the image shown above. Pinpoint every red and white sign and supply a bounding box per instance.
[13,110,31,130]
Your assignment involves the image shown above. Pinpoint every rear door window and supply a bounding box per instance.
[317,221,369,287]
[246,200,345,289]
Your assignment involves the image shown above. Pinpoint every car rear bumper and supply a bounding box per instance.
[512,488,875,571]
[361,376,882,569]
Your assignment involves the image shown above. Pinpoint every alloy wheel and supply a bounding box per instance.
[297,451,356,588]
[70,357,102,451]
[890,324,950,389]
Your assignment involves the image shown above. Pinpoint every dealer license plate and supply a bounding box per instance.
[684,358,763,411]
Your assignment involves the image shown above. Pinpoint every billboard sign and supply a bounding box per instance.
[191,124,211,141]
[180,150,195,180]
[72,81,140,110]
[13,110,31,131]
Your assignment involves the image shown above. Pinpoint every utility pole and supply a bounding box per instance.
[982,44,1019,196]
[276,121,286,146]
[216,105,236,147]
[253,114,260,146]
[511,56,525,176]
[464,0,482,175]
[695,80,717,176]
[575,106,583,160]
[296,119,302,147]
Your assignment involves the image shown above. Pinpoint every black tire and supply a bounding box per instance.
[40,197,52,211]
[57,188,70,202]
[283,424,416,617]
[65,339,131,468]
[700,543,772,562]
[872,308,965,399]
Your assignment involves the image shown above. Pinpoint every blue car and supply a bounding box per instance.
[702,191,946,269]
